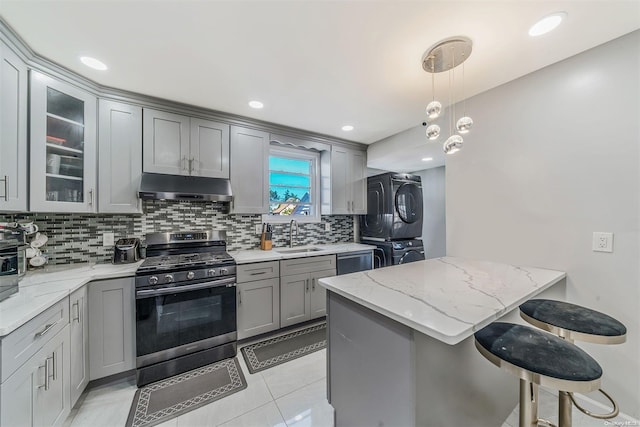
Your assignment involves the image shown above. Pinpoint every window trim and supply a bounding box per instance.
[262,145,321,223]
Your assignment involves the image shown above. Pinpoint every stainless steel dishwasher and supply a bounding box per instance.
[336,250,373,275]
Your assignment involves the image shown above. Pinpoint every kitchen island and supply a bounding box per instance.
[318,257,566,427]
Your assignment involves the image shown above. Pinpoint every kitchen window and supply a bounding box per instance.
[265,146,320,222]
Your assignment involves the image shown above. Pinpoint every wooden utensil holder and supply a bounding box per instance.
[260,232,272,250]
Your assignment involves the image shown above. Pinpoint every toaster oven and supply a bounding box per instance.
[0,239,19,303]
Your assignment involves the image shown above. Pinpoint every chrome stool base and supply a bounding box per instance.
[519,299,626,427]
[474,322,603,427]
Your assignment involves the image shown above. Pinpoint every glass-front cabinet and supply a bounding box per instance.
[30,71,96,212]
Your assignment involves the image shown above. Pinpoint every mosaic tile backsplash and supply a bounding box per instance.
[0,200,354,265]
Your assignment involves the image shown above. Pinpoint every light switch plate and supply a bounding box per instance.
[325,223,331,232]
[103,232,115,247]
[592,232,613,253]
[255,224,263,234]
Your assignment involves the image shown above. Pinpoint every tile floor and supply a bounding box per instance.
[64,326,634,427]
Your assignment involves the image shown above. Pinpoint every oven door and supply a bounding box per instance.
[135,276,237,368]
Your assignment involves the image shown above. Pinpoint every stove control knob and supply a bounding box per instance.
[186,271,195,280]
[148,276,159,285]
[208,269,217,277]
[219,268,228,275]
[164,274,174,283]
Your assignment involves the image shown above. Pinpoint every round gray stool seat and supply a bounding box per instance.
[474,322,602,393]
[519,299,627,344]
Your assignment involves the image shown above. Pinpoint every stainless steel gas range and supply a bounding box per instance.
[134,230,237,387]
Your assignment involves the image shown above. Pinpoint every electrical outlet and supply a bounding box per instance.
[103,232,115,247]
[255,224,263,234]
[325,223,331,232]
[592,232,613,253]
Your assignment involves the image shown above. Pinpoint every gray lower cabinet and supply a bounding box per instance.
[280,255,336,327]
[98,99,142,213]
[309,269,333,318]
[69,285,89,407]
[236,261,280,340]
[229,126,269,214]
[0,325,72,427]
[88,277,135,380]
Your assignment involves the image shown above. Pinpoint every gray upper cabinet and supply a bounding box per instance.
[190,117,230,178]
[30,71,97,213]
[98,99,142,213]
[143,108,229,178]
[0,41,28,212]
[329,146,367,215]
[230,126,269,214]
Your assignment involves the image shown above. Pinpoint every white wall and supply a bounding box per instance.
[412,166,446,259]
[447,31,639,417]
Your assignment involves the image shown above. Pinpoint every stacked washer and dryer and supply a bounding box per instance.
[360,172,426,268]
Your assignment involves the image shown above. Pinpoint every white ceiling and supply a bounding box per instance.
[1,1,639,153]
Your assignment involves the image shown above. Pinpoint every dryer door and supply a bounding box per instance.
[395,183,423,224]
[360,179,389,238]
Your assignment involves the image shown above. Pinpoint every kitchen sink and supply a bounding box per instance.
[276,247,324,254]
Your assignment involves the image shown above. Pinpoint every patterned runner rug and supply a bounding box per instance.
[125,358,246,427]
[241,322,326,374]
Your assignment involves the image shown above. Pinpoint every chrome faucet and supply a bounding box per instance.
[288,219,298,248]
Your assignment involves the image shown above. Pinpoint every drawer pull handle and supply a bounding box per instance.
[35,320,59,338]
[238,290,242,305]
[250,271,267,275]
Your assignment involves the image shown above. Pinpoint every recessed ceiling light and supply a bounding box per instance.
[421,157,433,162]
[341,125,354,132]
[529,12,567,37]
[80,56,107,70]
[248,100,264,109]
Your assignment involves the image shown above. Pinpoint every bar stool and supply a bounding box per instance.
[474,322,603,427]
[519,299,626,426]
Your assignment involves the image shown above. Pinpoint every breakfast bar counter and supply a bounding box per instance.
[318,257,566,427]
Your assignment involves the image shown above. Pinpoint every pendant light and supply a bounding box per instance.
[421,36,474,154]
[424,55,441,140]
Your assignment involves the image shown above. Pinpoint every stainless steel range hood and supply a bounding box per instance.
[138,173,233,202]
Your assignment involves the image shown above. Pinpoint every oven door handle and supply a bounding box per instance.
[136,277,236,298]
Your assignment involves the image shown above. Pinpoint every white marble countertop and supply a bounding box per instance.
[0,262,141,337]
[318,256,566,345]
[229,242,375,264]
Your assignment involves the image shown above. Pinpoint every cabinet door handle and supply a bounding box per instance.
[182,156,188,172]
[51,352,57,381]
[88,189,94,206]
[312,278,315,291]
[72,301,80,322]
[35,320,59,338]
[38,360,49,390]
[190,158,197,175]
[306,279,309,292]
[1,175,7,201]
[238,290,242,305]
